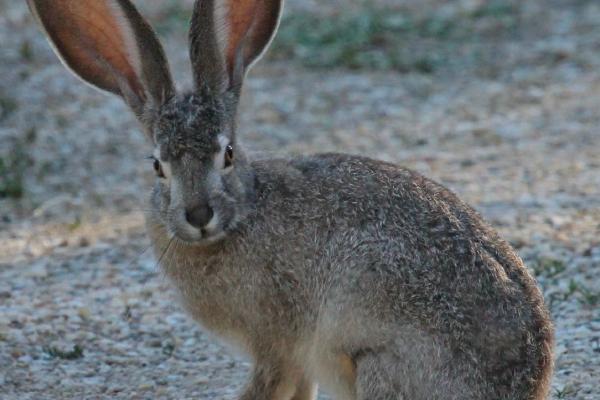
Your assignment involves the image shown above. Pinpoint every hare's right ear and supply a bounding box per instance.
[189,0,283,94]
[27,0,174,126]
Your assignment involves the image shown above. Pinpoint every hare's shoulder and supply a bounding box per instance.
[252,152,420,190]
[251,152,456,209]
[250,152,492,242]
[250,152,525,278]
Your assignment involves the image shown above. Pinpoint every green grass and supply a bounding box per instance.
[43,344,84,360]
[0,139,30,199]
[67,217,82,232]
[531,257,600,307]
[547,278,600,310]
[471,0,518,19]
[532,257,567,278]
[271,9,447,72]
[269,2,520,72]
[162,342,175,357]
[0,94,17,121]
[20,40,33,62]
[154,2,191,35]
[577,284,600,306]
[149,1,520,73]
[554,385,580,399]
[530,257,600,309]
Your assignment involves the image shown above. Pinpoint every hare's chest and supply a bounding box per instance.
[164,256,253,332]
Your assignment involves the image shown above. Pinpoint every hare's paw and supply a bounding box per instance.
[239,362,316,400]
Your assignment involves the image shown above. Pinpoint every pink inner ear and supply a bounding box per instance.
[225,0,258,73]
[35,0,143,97]
[222,0,280,76]
[242,2,278,66]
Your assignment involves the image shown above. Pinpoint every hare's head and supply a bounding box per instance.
[28,0,282,244]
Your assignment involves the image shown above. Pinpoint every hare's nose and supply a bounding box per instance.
[185,205,214,229]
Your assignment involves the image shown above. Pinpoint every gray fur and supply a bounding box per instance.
[189,0,228,92]
[147,152,554,400]
[30,0,554,399]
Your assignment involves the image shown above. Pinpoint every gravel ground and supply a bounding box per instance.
[1,0,599,399]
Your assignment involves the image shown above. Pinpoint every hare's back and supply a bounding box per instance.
[252,152,531,300]
[254,152,503,255]
[252,152,549,351]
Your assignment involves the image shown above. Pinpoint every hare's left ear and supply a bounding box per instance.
[27,0,175,124]
[189,0,283,93]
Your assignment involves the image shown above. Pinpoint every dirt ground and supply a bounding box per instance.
[1,0,599,399]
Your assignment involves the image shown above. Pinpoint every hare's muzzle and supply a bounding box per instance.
[185,204,214,229]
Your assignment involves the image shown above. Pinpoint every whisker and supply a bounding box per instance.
[154,236,175,270]
[127,209,168,214]
[123,243,154,270]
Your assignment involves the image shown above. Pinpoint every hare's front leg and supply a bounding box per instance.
[240,362,316,400]
[290,375,318,400]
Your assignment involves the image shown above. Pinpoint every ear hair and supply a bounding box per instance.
[229,43,246,97]
[189,0,283,94]
[27,0,175,131]
[190,0,228,93]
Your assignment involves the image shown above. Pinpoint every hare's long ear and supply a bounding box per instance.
[189,0,283,93]
[27,0,174,122]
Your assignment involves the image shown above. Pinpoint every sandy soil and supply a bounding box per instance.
[0,0,598,398]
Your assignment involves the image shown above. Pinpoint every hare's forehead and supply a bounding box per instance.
[154,131,218,160]
[154,133,229,164]
[153,106,227,161]
[153,94,229,160]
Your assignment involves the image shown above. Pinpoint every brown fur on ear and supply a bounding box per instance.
[27,0,174,117]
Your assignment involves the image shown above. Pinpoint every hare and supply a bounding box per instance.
[28,0,554,399]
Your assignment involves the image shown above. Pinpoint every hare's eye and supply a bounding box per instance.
[153,158,165,178]
[224,144,234,168]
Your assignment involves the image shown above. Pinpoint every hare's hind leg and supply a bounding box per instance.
[354,352,405,400]
[354,350,478,400]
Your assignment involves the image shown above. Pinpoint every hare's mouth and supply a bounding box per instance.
[170,226,226,246]
[168,212,226,245]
